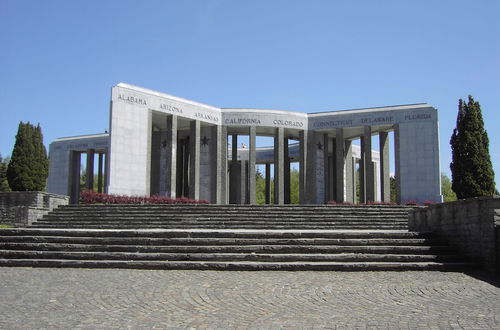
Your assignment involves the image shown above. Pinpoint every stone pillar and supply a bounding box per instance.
[305,130,317,204]
[103,148,109,193]
[183,138,190,197]
[265,163,271,204]
[359,136,366,203]
[240,159,247,204]
[328,151,335,202]
[323,134,330,203]
[69,151,81,204]
[97,152,104,193]
[335,128,345,203]
[248,126,256,204]
[176,138,185,197]
[344,140,353,203]
[284,138,291,204]
[379,131,391,202]
[364,126,375,202]
[216,125,228,204]
[86,149,95,190]
[189,120,200,200]
[150,131,161,195]
[299,130,307,204]
[165,115,177,198]
[229,134,241,204]
[394,124,401,204]
[274,127,285,204]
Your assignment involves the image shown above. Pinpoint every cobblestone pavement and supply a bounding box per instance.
[1,268,499,329]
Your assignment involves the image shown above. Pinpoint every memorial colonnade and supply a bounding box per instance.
[147,111,394,205]
[47,83,442,205]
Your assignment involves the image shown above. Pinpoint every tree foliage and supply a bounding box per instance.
[6,122,49,191]
[255,167,300,204]
[441,173,457,202]
[450,96,496,199]
[0,154,11,192]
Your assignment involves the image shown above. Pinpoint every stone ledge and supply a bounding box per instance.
[409,195,500,274]
[0,191,69,227]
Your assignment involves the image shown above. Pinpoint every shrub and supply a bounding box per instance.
[80,190,209,205]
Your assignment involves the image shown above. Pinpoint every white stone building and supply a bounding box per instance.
[48,83,442,204]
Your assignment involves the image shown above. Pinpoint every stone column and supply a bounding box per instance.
[183,139,190,197]
[229,134,239,204]
[299,130,307,204]
[150,131,161,195]
[265,163,271,204]
[240,159,246,204]
[176,138,185,197]
[103,148,109,193]
[344,140,353,203]
[248,126,256,204]
[305,130,317,204]
[216,125,228,204]
[373,161,378,201]
[284,137,291,204]
[323,134,330,203]
[359,136,366,203]
[335,128,345,203]
[189,120,200,200]
[394,124,401,204]
[165,115,177,198]
[379,131,391,202]
[364,126,375,202]
[97,152,104,193]
[69,151,81,204]
[274,127,285,204]
[86,149,95,190]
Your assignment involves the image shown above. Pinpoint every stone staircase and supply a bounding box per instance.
[0,204,476,271]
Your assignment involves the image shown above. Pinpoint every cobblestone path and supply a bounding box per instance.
[1,268,499,329]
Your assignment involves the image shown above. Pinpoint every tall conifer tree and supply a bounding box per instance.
[0,154,10,191]
[7,122,49,191]
[450,96,496,198]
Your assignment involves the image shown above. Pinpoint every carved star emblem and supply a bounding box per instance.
[201,136,210,146]
[317,142,323,150]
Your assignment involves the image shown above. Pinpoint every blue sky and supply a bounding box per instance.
[1,0,499,188]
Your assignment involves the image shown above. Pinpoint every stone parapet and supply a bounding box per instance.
[0,192,69,227]
[409,196,500,274]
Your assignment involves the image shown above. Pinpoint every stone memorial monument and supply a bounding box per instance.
[47,83,442,204]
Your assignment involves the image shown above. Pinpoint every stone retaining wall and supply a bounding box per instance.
[0,192,69,227]
[408,196,500,273]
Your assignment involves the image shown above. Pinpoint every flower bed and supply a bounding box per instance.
[80,190,209,205]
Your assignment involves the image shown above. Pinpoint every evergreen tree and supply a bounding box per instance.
[32,124,49,190]
[6,122,49,191]
[450,96,496,198]
[0,154,11,192]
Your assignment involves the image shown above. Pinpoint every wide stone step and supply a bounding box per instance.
[0,228,425,239]
[0,250,466,263]
[0,242,457,254]
[33,220,409,226]
[47,214,411,219]
[47,205,411,214]
[30,225,408,230]
[0,236,444,246]
[57,204,415,209]
[0,259,474,271]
